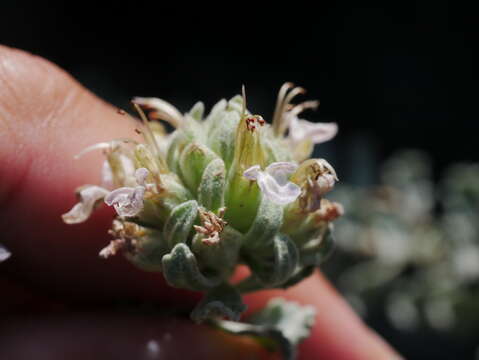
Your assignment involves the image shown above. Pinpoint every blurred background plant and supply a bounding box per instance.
[325,150,479,358]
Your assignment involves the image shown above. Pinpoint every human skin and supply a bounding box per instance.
[0,45,401,360]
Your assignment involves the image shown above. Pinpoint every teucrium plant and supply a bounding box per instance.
[62,83,343,358]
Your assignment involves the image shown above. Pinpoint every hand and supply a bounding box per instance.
[0,45,401,360]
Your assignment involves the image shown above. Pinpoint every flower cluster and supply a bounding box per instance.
[63,83,342,322]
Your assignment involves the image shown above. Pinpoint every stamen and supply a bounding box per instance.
[272,84,306,136]
[272,82,294,134]
[283,86,306,110]
[74,139,137,160]
[280,100,320,135]
[132,97,184,128]
[193,207,228,245]
[99,239,125,258]
[241,84,247,118]
[133,103,168,172]
[290,100,320,116]
[245,115,265,132]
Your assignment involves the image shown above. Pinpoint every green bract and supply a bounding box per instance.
[63,83,342,323]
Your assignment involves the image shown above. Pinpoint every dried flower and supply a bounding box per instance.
[291,159,338,212]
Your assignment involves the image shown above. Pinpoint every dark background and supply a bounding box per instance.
[2,1,478,358]
[2,1,477,182]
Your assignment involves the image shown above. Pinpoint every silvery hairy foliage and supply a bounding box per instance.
[329,150,479,337]
[62,84,342,358]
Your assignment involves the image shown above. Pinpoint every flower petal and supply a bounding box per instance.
[289,115,338,146]
[265,162,298,186]
[243,165,261,181]
[306,121,338,144]
[104,186,145,217]
[104,187,135,206]
[316,173,336,194]
[62,186,110,224]
[257,172,301,205]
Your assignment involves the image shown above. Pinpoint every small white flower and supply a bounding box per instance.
[62,186,110,224]
[0,244,11,262]
[287,113,338,147]
[243,162,301,205]
[104,168,149,217]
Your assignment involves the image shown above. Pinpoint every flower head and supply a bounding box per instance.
[63,84,343,325]
[243,162,301,205]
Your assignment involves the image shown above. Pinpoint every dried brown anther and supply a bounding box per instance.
[245,115,265,132]
[194,207,228,245]
[100,220,144,258]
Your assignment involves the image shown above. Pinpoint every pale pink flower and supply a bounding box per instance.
[104,168,149,217]
[244,162,301,205]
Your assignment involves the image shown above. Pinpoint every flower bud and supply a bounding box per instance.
[225,113,268,232]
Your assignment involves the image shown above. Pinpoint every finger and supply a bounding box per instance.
[0,313,278,360]
[244,271,402,360]
[0,45,197,306]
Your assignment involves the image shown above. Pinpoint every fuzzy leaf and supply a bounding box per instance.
[191,283,247,322]
[126,230,168,272]
[197,158,226,211]
[189,101,204,121]
[213,298,316,360]
[262,135,294,164]
[207,110,241,169]
[192,226,243,277]
[248,298,316,345]
[163,200,198,249]
[204,99,227,130]
[300,227,335,266]
[243,196,284,250]
[162,243,221,291]
[179,143,219,195]
[226,95,243,113]
[166,131,187,173]
[246,233,299,287]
